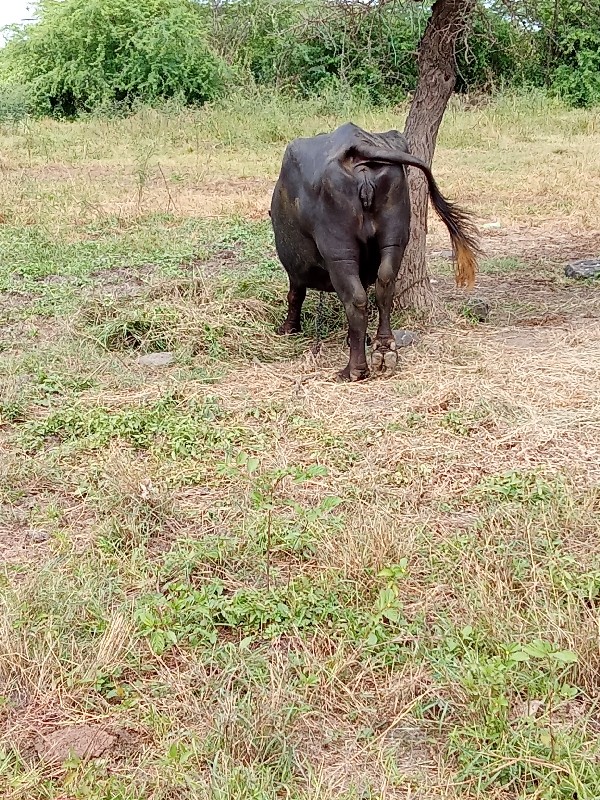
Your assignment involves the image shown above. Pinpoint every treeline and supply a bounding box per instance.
[1,0,599,118]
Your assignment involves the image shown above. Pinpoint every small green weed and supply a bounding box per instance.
[134,576,352,652]
[19,393,240,458]
[548,558,600,604]
[441,409,485,436]
[427,622,590,796]
[33,369,95,397]
[0,400,27,424]
[478,257,528,275]
[136,548,416,660]
[473,470,564,506]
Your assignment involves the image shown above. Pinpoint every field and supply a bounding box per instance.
[1,90,600,799]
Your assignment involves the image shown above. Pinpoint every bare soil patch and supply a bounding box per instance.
[479,223,600,263]
[428,220,600,264]
[437,267,600,327]
[0,521,52,564]
[34,724,116,765]
[2,699,148,773]
[89,263,158,298]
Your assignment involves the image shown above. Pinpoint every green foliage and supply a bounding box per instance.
[135,576,352,652]
[473,470,564,506]
[134,567,415,655]
[427,622,593,796]
[19,393,234,457]
[210,0,600,107]
[212,0,424,102]
[0,82,30,121]
[456,5,542,92]
[541,1,600,107]
[131,455,414,656]
[0,0,226,116]
[2,0,599,114]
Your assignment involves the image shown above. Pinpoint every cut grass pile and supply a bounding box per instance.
[0,93,600,799]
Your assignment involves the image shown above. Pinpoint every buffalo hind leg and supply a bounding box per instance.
[277,285,306,335]
[372,244,406,375]
[346,333,372,347]
[328,262,369,382]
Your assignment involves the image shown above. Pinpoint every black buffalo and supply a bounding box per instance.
[270,122,479,381]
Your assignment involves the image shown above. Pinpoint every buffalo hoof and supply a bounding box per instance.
[336,365,370,382]
[371,339,398,375]
[276,323,301,335]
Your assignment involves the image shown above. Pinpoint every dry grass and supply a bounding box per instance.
[0,93,600,799]
[1,90,599,234]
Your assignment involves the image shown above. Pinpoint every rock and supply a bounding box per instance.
[461,298,490,323]
[482,221,502,230]
[28,529,50,543]
[564,259,600,280]
[136,352,174,367]
[35,725,115,764]
[393,329,419,348]
[432,249,454,260]
[510,699,545,720]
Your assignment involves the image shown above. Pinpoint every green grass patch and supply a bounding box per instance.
[2,98,600,799]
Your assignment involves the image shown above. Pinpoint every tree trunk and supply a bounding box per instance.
[395,0,476,312]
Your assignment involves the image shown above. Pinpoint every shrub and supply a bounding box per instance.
[456,6,543,93]
[0,0,226,117]
[211,0,425,103]
[0,82,30,121]
[544,4,600,107]
[210,0,600,108]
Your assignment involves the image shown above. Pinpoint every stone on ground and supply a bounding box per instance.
[136,352,175,367]
[564,259,600,280]
[461,298,490,322]
[393,329,419,347]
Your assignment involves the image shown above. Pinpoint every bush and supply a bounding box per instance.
[211,0,425,103]
[456,6,543,93]
[0,82,30,121]
[210,0,600,108]
[543,3,600,107]
[0,0,226,117]
[1,0,598,116]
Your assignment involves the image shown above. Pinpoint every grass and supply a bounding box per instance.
[1,91,600,799]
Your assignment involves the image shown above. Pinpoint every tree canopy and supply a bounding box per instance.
[0,0,598,116]
[0,0,226,116]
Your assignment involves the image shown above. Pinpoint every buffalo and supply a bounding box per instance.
[270,122,479,381]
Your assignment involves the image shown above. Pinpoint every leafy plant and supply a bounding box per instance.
[0,82,29,121]
[473,470,563,506]
[0,0,226,116]
[19,393,236,458]
[362,561,409,647]
[538,0,600,107]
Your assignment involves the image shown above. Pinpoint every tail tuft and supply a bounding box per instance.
[454,237,478,289]
[426,180,481,290]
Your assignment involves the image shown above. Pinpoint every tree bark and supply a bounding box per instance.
[395,0,476,312]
